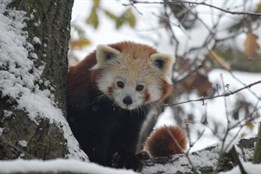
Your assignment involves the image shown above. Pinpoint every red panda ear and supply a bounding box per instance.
[149,53,175,84]
[90,45,121,70]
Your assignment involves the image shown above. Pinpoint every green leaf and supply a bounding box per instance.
[256,3,261,13]
[125,9,136,28]
[116,18,124,29]
[116,8,136,29]
[86,7,99,29]
[93,0,100,8]
[103,9,117,20]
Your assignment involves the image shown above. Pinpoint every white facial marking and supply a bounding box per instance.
[148,83,162,102]
[97,73,114,94]
[112,84,144,110]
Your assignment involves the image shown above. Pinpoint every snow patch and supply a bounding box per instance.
[32,36,41,45]
[3,110,12,118]
[0,159,137,174]
[0,128,3,136]
[219,161,261,174]
[18,140,28,147]
[142,145,220,174]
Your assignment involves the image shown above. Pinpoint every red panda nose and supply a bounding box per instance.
[123,96,133,105]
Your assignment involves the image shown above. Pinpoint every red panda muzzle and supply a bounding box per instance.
[123,96,133,105]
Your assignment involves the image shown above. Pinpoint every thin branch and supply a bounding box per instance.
[164,80,261,107]
[124,0,261,16]
[184,123,204,174]
[231,146,247,174]
[128,0,143,15]
[228,71,261,100]
[214,74,231,174]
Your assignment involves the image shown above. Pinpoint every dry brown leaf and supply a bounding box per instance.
[196,73,212,96]
[182,72,212,96]
[244,32,260,58]
[208,51,231,70]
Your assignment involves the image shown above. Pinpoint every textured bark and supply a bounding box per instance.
[0,0,73,160]
[253,123,261,164]
[7,0,72,112]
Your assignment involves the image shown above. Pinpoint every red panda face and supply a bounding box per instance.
[90,43,175,110]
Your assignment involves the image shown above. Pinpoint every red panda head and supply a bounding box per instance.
[90,42,175,110]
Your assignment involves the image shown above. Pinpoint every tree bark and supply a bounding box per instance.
[0,0,74,160]
[253,123,261,164]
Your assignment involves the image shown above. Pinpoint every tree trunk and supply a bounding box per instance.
[0,0,86,160]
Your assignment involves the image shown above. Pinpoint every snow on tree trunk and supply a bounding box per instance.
[0,0,87,161]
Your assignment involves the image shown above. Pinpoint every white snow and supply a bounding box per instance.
[18,140,28,147]
[32,36,41,45]
[0,159,137,174]
[220,161,261,174]
[3,110,12,118]
[142,144,220,174]
[0,128,3,136]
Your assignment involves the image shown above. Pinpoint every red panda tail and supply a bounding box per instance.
[143,126,187,157]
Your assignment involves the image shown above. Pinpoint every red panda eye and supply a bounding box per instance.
[117,81,124,88]
[136,84,144,91]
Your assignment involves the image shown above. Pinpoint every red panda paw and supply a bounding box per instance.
[143,126,187,158]
[111,152,143,172]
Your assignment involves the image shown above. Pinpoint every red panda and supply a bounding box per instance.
[67,41,185,171]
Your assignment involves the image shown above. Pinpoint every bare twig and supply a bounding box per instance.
[184,123,204,174]
[164,80,261,107]
[127,0,143,15]
[214,75,231,174]
[124,0,261,16]
[228,71,261,100]
[231,146,247,174]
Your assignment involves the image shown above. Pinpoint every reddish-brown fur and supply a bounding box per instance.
[144,126,187,157]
